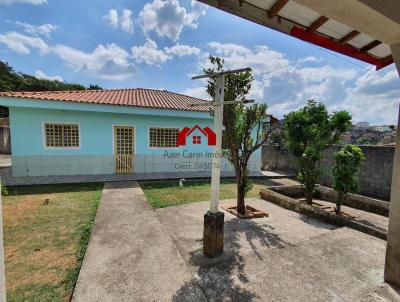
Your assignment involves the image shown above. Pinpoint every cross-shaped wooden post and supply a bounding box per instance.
[191,67,252,257]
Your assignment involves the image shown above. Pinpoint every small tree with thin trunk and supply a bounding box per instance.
[205,56,273,215]
[332,144,365,214]
[283,100,352,204]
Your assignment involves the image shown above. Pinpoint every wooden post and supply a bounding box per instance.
[191,67,251,257]
[203,74,225,257]
[210,74,225,213]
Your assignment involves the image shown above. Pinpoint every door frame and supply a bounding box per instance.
[112,125,136,173]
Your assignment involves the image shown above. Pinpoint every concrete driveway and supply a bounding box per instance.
[72,181,205,302]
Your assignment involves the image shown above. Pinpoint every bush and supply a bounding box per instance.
[333,145,365,214]
[0,182,8,196]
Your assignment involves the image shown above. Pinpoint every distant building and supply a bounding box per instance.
[341,123,397,145]
[355,121,369,129]
[373,125,392,133]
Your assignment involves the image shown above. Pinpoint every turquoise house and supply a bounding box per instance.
[0,89,261,177]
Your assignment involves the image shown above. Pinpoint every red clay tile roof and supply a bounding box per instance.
[0,88,212,112]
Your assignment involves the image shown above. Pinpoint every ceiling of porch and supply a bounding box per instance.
[197,0,400,70]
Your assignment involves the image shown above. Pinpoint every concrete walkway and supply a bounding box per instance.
[72,181,206,302]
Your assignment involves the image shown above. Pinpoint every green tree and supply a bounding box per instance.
[0,61,20,91]
[0,61,86,91]
[283,100,352,204]
[333,145,365,214]
[88,84,103,90]
[205,56,272,215]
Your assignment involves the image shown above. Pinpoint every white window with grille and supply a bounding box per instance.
[149,127,179,148]
[44,123,80,148]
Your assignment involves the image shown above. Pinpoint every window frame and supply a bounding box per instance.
[148,126,180,149]
[43,122,81,150]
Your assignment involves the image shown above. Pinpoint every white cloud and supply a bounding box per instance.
[352,68,399,96]
[165,43,200,57]
[333,67,400,124]
[131,39,171,66]
[139,0,207,41]
[200,42,358,109]
[121,9,134,33]
[0,28,200,80]
[52,43,136,81]
[190,0,208,19]
[189,42,400,124]
[131,39,200,66]
[0,0,46,5]
[299,65,357,82]
[207,42,250,55]
[34,70,63,81]
[296,56,322,65]
[15,22,57,38]
[207,42,289,75]
[0,31,48,54]
[103,9,119,28]
[182,86,210,100]
[103,8,134,33]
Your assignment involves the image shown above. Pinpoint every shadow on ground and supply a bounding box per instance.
[172,218,290,302]
[299,213,338,230]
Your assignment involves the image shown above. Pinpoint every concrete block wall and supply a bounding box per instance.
[262,145,395,201]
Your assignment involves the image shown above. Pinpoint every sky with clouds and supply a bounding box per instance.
[0,0,399,124]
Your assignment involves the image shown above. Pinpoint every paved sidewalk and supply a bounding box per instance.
[72,181,206,302]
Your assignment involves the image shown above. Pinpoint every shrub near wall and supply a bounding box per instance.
[262,145,395,201]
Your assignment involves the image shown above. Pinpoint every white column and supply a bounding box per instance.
[384,42,400,286]
[0,186,6,302]
[210,75,225,213]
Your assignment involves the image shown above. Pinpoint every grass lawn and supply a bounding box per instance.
[2,183,103,302]
[140,179,265,208]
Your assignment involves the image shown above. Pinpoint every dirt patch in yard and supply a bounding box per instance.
[3,194,57,226]
[8,249,74,286]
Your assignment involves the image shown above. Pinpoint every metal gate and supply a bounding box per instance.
[114,126,134,173]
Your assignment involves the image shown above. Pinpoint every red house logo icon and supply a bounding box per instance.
[177,125,217,146]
